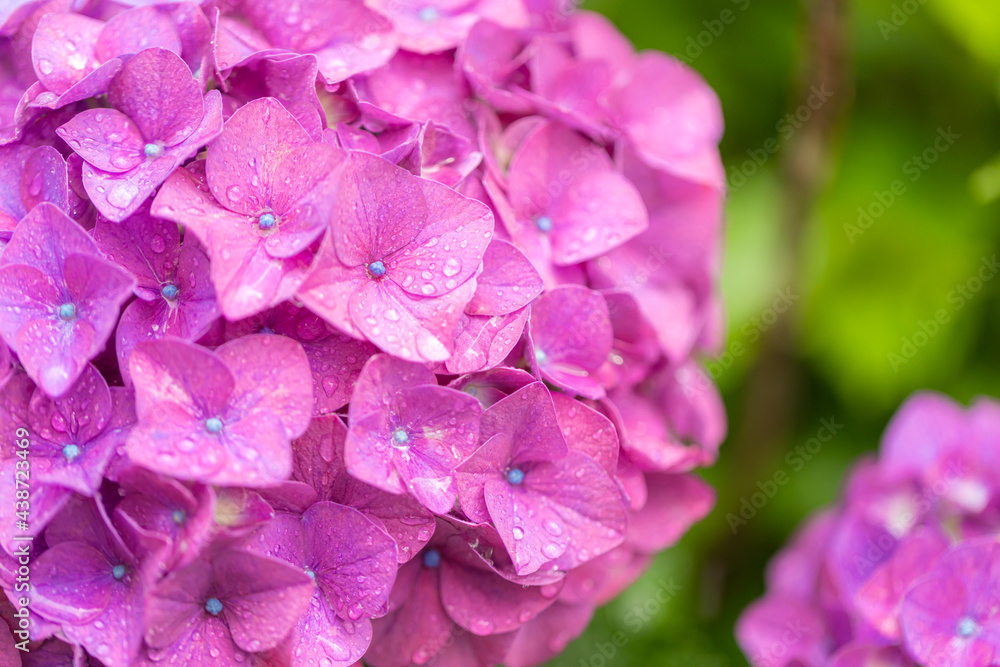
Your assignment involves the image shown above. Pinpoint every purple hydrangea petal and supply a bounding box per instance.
[445,308,528,375]
[31,13,103,95]
[388,175,493,299]
[216,333,313,440]
[292,415,435,563]
[485,450,626,575]
[224,53,325,141]
[95,6,182,63]
[107,47,203,147]
[465,239,543,316]
[57,107,145,174]
[627,473,714,553]
[93,205,181,299]
[507,120,648,265]
[348,276,476,363]
[609,52,724,187]
[505,602,594,667]
[528,285,613,400]
[205,96,313,216]
[367,559,453,667]
[900,539,1000,667]
[855,527,950,640]
[20,145,69,212]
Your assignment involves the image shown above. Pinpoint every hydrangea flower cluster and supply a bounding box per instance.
[0,0,726,665]
[737,392,1000,667]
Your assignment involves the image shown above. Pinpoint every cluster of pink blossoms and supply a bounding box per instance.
[0,0,726,665]
[737,392,1000,667]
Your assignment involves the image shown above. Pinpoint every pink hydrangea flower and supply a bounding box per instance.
[57,47,223,221]
[0,1,727,664]
[0,202,134,396]
[126,335,313,486]
[737,392,1000,667]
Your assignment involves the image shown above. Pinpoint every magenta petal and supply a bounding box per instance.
[348,353,435,421]
[278,597,372,667]
[216,333,313,439]
[265,141,346,258]
[108,47,203,146]
[387,175,493,299]
[96,6,182,63]
[57,108,145,174]
[900,540,1000,667]
[21,145,69,212]
[480,381,569,463]
[445,308,527,374]
[455,434,511,523]
[82,155,179,223]
[736,597,828,667]
[32,13,103,95]
[206,97,312,215]
[349,276,474,363]
[296,235,368,339]
[466,239,543,316]
[333,151,426,266]
[610,52,724,186]
[346,384,481,514]
[856,527,950,640]
[505,602,594,667]
[487,451,627,575]
[30,542,112,625]
[225,54,325,141]
[292,415,435,563]
[627,473,714,553]
[508,121,647,265]
[93,205,181,298]
[212,551,315,653]
[550,392,618,474]
[439,557,556,636]
[305,502,398,619]
[368,562,452,667]
[529,285,613,399]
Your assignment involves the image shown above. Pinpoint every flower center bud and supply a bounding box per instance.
[259,326,274,334]
[418,6,439,21]
[205,417,223,433]
[58,303,76,320]
[161,283,179,300]
[144,143,163,159]
[535,349,548,364]
[172,509,186,524]
[535,216,553,233]
[205,598,223,616]
[258,213,276,230]
[423,549,442,568]
[112,564,126,580]
[368,260,387,278]
[305,569,316,581]
[507,468,525,485]
[62,443,81,461]
[392,427,409,446]
[957,617,977,638]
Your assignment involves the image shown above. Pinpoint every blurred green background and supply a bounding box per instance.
[551,1,1000,665]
